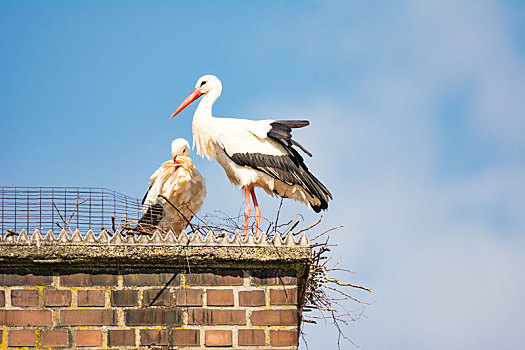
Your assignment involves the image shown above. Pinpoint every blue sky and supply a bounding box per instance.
[1,1,524,349]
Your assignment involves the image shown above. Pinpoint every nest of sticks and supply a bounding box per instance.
[121,198,371,348]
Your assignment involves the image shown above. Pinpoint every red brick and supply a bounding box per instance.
[188,309,245,325]
[251,270,296,286]
[173,329,200,346]
[78,290,105,307]
[205,330,232,347]
[238,329,265,346]
[60,310,116,325]
[60,272,117,286]
[0,273,52,286]
[108,329,135,346]
[186,270,243,286]
[239,290,266,306]
[42,329,69,347]
[0,310,52,326]
[44,289,72,307]
[0,290,4,306]
[8,329,36,346]
[123,272,180,286]
[125,308,183,326]
[11,289,39,307]
[270,288,297,305]
[76,330,102,346]
[270,330,298,346]
[111,290,138,306]
[251,310,298,326]
[207,289,234,306]
[175,288,203,306]
[143,288,171,306]
[140,329,169,346]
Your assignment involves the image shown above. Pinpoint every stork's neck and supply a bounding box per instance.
[192,89,221,160]
[194,90,220,121]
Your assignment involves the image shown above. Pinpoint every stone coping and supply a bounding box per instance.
[0,230,312,270]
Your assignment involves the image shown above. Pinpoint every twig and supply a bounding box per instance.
[292,216,322,236]
[311,225,344,241]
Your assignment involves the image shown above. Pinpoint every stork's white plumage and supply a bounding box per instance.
[170,75,332,236]
[139,138,206,235]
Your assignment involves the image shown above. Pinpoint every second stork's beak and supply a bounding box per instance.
[172,157,178,175]
[170,88,203,119]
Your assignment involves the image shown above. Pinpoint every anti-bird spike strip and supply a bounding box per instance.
[0,229,309,247]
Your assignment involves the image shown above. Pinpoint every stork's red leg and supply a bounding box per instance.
[243,187,251,237]
[250,188,261,238]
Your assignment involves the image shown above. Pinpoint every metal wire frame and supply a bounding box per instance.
[0,186,142,235]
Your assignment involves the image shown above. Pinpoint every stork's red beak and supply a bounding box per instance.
[172,157,178,175]
[170,88,203,119]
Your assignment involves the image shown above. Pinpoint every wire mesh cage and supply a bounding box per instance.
[0,186,143,235]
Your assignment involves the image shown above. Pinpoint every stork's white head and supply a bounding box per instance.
[195,75,222,96]
[170,75,222,119]
[171,138,190,159]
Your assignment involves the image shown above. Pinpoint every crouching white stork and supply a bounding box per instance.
[138,138,206,235]
[170,75,332,237]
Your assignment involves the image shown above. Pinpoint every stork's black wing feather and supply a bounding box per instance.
[138,202,164,227]
[228,150,331,212]
[268,120,312,157]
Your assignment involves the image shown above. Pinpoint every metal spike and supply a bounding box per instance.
[283,232,295,247]
[217,231,230,245]
[44,230,56,244]
[150,230,164,244]
[230,232,242,245]
[272,234,283,247]
[245,232,256,245]
[84,230,97,244]
[57,230,70,244]
[4,231,17,244]
[134,233,149,244]
[178,230,189,245]
[17,229,30,244]
[0,227,311,248]
[256,232,270,246]
[97,230,109,244]
[204,231,215,245]
[298,232,309,246]
[110,231,124,245]
[71,230,83,244]
[164,230,177,244]
[190,232,204,245]
[30,230,43,247]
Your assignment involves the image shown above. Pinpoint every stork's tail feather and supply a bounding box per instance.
[300,168,332,212]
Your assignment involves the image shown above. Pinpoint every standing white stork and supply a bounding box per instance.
[138,138,206,235]
[170,75,332,237]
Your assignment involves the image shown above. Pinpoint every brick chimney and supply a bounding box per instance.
[0,230,310,348]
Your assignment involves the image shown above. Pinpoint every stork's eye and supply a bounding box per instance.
[200,81,206,87]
